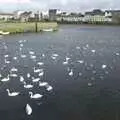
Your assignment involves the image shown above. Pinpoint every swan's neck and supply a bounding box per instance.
[7,89,10,95]
[30,92,33,97]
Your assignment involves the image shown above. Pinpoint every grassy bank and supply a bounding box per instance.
[0,22,58,34]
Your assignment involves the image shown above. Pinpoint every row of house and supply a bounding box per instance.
[56,9,120,24]
[0,9,120,24]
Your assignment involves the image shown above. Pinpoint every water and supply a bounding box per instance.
[0,25,120,120]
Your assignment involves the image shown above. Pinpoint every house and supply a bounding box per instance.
[56,12,84,23]
[84,9,112,23]
[0,13,14,21]
[105,10,120,24]
[49,9,61,21]
[19,11,36,22]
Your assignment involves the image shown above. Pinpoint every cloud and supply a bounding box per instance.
[0,0,31,4]
[0,0,120,12]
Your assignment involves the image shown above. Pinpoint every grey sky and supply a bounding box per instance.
[0,0,120,12]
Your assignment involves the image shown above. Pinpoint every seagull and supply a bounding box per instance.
[32,77,40,83]
[29,92,43,99]
[6,89,20,96]
[26,104,32,115]
[68,69,73,76]
[1,74,10,82]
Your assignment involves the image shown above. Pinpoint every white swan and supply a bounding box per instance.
[13,57,18,60]
[29,92,43,99]
[38,70,44,77]
[24,82,33,89]
[20,76,24,82]
[29,51,35,55]
[68,69,73,76]
[1,74,10,82]
[46,85,53,91]
[26,104,32,115]
[10,67,18,72]
[39,81,48,87]
[32,77,40,82]
[30,55,36,59]
[5,59,10,64]
[21,54,27,58]
[33,67,41,73]
[10,73,18,77]
[27,73,31,78]
[6,89,20,96]
[102,64,107,69]
[4,54,9,58]
[37,62,44,66]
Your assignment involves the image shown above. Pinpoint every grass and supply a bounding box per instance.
[0,22,58,34]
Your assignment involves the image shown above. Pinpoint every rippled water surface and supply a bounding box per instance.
[0,25,120,120]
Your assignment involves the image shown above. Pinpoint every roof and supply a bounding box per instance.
[0,13,14,16]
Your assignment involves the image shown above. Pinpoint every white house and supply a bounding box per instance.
[0,13,14,21]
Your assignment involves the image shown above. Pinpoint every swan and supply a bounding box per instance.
[29,51,35,55]
[63,57,70,65]
[10,67,18,72]
[1,74,10,82]
[10,73,18,77]
[13,57,18,60]
[37,62,44,66]
[32,77,40,82]
[39,81,48,87]
[4,54,9,58]
[68,69,73,76]
[21,54,27,58]
[29,92,43,99]
[33,67,41,73]
[23,82,33,89]
[6,89,20,96]
[30,55,36,59]
[38,70,44,77]
[5,59,10,64]
[26,104,32,115]
[102,64,107,69]
[46,85,53,91]
[27,73,31,78]
[20,43,23,47]
[77,60,84,64]
[20,76,24,82]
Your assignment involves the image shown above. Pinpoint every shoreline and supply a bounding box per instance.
[0,22,58,35]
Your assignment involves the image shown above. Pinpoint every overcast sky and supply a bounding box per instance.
[0,0,120,12]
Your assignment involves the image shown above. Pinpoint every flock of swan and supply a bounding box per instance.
[0,36,119,117]
[0,39,53,116]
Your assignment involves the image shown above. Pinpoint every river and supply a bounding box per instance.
[0,25,120,120]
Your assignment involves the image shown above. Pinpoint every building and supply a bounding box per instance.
[49,9,61,21]
[56,12,84,23]
[105,10,120,24]
[84,9,112,23]
[0,13,14,21]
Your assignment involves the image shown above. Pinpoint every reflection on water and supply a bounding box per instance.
[0,25,120,120]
